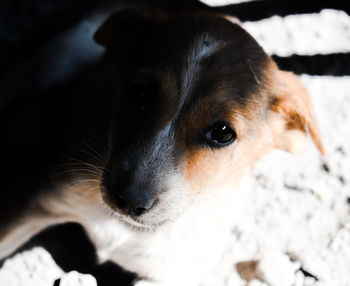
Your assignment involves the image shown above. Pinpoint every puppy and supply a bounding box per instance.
[0,10,324,286]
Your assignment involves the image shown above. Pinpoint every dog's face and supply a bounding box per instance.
[94,10,324,230]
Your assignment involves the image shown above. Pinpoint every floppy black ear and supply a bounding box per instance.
[93,9,168,48]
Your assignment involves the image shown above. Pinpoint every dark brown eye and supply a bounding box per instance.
[205,122,237,147]
[127,84,149,112]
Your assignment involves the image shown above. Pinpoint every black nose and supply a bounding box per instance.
[115,186,156,216]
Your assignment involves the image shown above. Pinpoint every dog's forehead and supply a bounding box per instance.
[154,16,269,121]
[114,15,270,151]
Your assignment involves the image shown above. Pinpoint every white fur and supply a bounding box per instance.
[77,170,252,285]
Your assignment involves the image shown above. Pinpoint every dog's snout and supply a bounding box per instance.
[116,186,156,216]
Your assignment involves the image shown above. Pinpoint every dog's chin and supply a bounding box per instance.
[118,214,170,232]
[103,202,172,232]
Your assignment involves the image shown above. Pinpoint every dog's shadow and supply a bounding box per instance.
[0,222,138,286]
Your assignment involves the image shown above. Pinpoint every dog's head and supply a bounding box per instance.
[94,10,324,230]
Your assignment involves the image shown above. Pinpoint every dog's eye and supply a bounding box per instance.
[126,84,150,112]
[205,122,237,147]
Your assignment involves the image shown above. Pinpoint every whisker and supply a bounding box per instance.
[59,135,110,172]
[83,140,109,164]
[80,125,111,159]
[68,179,101,185]
[52,168,102,178]
[72,141,109,167]
[64,181,101,192]
[65,157,104,173]
[55,162,105,172]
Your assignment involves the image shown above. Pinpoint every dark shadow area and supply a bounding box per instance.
[215,0,349,21]
[0,0,115,73]
[0,0,209,77]
[0,60,115,228]
[0,223,138,286]
[273,53,350,76]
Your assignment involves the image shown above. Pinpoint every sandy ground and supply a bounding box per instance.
[207,73,350,286]
[0,6,349,286]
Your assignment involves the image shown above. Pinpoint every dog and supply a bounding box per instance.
[0,9,324,286]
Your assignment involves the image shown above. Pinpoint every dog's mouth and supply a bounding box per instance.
[100,190,169,231]
[118,214,169,231]
[106,207,170,231]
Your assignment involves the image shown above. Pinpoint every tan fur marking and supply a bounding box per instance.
[266,61,325,154]
[181,96,272,195]
[185,148,219,192]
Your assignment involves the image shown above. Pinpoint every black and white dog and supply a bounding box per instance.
[0,2,325,285]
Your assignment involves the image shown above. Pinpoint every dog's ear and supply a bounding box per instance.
[267,66,325,154]
[93,9,168,48]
